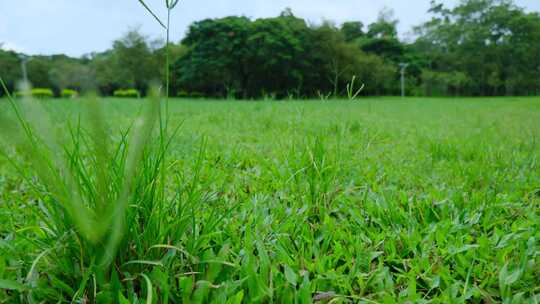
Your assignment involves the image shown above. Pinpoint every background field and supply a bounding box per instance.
[1,97,540,302]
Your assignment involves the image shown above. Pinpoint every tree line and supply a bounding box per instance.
[1,0,539,98]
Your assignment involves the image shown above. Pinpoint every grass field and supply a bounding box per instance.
[1,97,540,303]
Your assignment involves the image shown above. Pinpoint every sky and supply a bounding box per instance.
[1,0,539,57]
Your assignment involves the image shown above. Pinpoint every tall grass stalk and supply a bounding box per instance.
[1,78,171,301]
[137,0,180,103]
[137,0,182,235]
[0,2,197,301]
[346,75,365,100]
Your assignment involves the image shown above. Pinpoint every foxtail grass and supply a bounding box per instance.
[0,78,201,302]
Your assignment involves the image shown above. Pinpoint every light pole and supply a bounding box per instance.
[18,54,30,84]
[399,63,409,98]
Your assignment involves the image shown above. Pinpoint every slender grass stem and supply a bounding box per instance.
[137,0,166,29]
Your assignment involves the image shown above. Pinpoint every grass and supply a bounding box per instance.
[0,96,539,303]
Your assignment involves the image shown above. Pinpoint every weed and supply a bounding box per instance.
[346,75,365,101]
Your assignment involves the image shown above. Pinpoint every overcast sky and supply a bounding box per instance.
[1,0,539,57]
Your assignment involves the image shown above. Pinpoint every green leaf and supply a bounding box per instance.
[140,273,154,304]
[284,265,297,286]
[118,292,130,304]
[0,279,27,291]
[122,260,164,267]
[499,263,523,287]
[228,290,244,304]
[179,276,194,302]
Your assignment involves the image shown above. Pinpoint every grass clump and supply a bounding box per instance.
[0,79,203,302]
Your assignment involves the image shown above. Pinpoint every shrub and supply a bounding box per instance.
[190,92,205,99]
[13,91,28,98]
[177,90,189,98]
[113,89,140,98]
[61,89,79,99]
[32,88,54,98]
[14,88,54,99]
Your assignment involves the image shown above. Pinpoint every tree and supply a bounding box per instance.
[5,3,537,98]
[0,49,22,96]
[171,10,400,98]
[153,42,187,96]
[244,12,311,97]
[414,0,540,95]
[310,23,348,96]
[49,56,94,92]
[26,56,55,90]
[367,8,399,39]
[174,16,252,97]
[308,23,394,96]
[341,21,364,42]
[89,28,160,96]
[112,29,159,95]
[89,51,119,95]
[360,8,405,64]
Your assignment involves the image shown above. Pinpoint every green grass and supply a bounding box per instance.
[1,96,540,303]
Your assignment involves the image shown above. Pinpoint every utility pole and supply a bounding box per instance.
[18,54,30,84]
[399,63,409,98]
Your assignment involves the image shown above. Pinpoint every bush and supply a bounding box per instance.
[177,90,189,98]
[190,92,205,99]
[113,89,140,98]
[14,88,54,99]
[13,91,28,98]
[61,89,79,99]
[32,88,54,98]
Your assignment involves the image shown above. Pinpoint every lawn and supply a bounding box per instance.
[1,97,540,303]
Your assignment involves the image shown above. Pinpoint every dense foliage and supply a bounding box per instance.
[414,0,540,96]
[1,0,539,98]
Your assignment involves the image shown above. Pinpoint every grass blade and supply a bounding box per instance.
[0,280,28,291]
[137,0,167,29]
